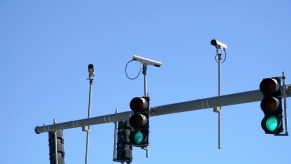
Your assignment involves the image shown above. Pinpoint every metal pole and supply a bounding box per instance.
[85,80,93,164]
[282,72,289,135]
[142,64,149,158]
[54,119,58,164]
[113,108,118,160]
[143,64,147,97]
[213,48,223,149]
[85,132,89,164]
[218,52,222,149]
[217,51,222,97]
[35,87,291,134]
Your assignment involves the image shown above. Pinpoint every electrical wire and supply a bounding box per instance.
[215,48,227,64]
[125,59,143,80]
[222,48,227,63]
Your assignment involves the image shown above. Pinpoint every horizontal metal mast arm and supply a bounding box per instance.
[151,89,262,116]
[35,111,133,134]
[35,86,291,134]
[152,84,291,116]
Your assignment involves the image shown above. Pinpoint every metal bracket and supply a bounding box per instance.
[278,72,289,136]
[213,107,221,112]
[142,146,149,158]
[82,126,89,132]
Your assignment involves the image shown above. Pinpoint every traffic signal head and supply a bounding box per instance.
[130,97,149,112]
[129,97,150,147]
[115,121,132,164]
[259,77,283,135]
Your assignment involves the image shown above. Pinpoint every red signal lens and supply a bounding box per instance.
[260,78,280,96]
[130,97,148,112]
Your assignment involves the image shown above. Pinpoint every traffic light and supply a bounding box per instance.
[115,121,132,164]
[260,77,283,135]
[48,130,65,164]
[129,97,150,147]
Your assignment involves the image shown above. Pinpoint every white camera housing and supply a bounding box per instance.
[211,39,227,49]
[133,55,162,67]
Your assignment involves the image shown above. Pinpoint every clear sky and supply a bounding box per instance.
[1,0,291,163]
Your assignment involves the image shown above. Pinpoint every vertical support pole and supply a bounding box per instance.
[143,64,148,97]
[54,119,58,164]
[213,48,222,149]
[282,72,289,135]
[85,79,93,164]
[113,108,118,161]
[218,52,222,150]
[142,64,149,158]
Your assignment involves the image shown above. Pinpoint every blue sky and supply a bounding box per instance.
[1,0,291,163]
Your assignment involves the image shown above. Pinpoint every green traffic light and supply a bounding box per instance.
[265,116,278,132]
[134,131,143,144]
[261,115,283,134]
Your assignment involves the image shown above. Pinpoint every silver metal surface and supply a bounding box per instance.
[218,52,222,149]
[282,72,289,135]
[85,80,93,164]
[35,88,291,134]
[143,64,147,97]
[53,119,58,164]
[113,109,118,161]
[142,64,149,157]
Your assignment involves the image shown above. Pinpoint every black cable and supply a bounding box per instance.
[125,59,143,80]
[222,48,227,64]
[215,54,219,63]
[215,48,227,64]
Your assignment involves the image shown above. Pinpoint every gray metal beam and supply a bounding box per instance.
[151,89,262,116]
[35,85,291,134]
